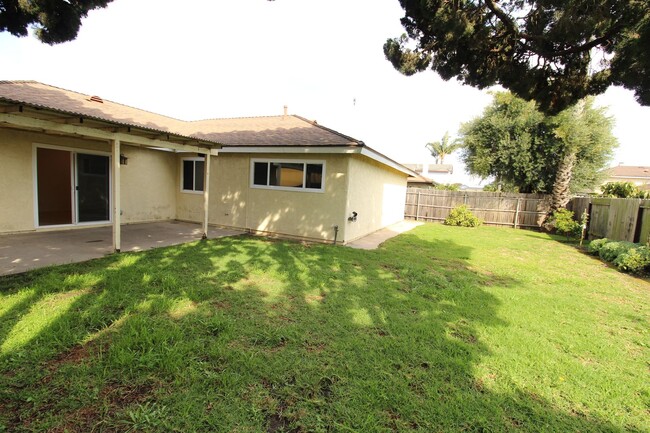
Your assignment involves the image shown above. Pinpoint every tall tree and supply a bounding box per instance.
[0,0,113,44]
[425,132,462,164]
[384,1,650,114]
[460,92,617,202]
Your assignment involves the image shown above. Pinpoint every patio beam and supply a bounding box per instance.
[112,139,122,252]
[0,112,213,154]
[47,116,84,124]
[202,153,211,239]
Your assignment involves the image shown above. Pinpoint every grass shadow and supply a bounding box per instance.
[0,227,646,432]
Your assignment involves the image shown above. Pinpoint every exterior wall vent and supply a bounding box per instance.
[89,95,103,103]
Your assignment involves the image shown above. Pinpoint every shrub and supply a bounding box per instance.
[601,181,648,199]
[434,183,461,191]
[599,241,639,263]
[614,246,650,273]
[549,209,582,239]
[445,205,482,227]
[482,181,519,193]
[587,238,608,255]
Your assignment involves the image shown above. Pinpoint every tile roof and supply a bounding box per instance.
[182,115,361,147]
[0,81,361,147]
[0,80,187,136]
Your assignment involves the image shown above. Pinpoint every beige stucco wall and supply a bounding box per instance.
[0,129,39,232]
[343,154,407,243]
[0,128,177,233]
[119,146,177,223]
[178,153,350,242]
[175,155,206,224]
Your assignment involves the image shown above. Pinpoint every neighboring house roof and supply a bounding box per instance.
[407,174,437,186]
[402,163,453,174]
[0,80,416,175]
[403,164,424,174]
[428,164,453,174]
[607,165,650,180]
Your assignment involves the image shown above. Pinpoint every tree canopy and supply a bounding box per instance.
[384,0,650,114]
[460,92,617,200]
[0,0,113,44]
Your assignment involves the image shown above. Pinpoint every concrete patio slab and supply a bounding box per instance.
[347,220,423,250]
[0,221,244,276]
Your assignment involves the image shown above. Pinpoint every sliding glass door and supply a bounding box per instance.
[76,153,110,223]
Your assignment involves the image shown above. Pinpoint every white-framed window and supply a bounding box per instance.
[250,159,325,192]
[181,157,205,193]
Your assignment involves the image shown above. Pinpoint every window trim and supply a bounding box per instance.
[180,157,206,194]
[250,158,326,193]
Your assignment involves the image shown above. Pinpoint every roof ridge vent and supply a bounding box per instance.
[89,95,104,103]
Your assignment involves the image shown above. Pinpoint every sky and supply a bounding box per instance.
[2,0,649,187]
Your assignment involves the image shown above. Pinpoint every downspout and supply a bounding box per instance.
[333,225,339,245]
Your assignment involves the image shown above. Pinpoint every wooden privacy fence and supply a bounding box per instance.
[405,189,551,228]
[568,197,650,243]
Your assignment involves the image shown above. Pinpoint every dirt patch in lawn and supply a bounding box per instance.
[47,381,156,433]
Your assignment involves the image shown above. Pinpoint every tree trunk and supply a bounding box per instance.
[550,150,577,212]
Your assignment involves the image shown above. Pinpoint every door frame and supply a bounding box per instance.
[32,143,112,229]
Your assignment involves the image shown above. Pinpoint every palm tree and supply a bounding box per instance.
[425,132,462,164]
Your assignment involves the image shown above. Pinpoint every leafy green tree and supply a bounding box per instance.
[425,132,462,164]
[460,92,617,205]
[384,0,650,114]
[0,0,113,44]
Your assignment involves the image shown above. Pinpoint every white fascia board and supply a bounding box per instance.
[359,147,417,176]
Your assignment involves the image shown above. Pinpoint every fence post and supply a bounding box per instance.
[514,198,521,229]
[463,194,468,205]
[415,190,421,221]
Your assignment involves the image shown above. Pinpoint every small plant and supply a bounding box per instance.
[587,238,608,255]
[445,205,482,227]
[614,246,650,273]
[549,209,582,240]
[599,241,639,263]
[117,402,169,432]
[578,211,589,246]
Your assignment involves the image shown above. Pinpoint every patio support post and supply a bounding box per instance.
[202,152,211,239]
[112,138,122,252]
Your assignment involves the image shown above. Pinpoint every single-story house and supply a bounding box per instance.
[403,162,454,184]
[604,165,650,188]
[0,81,415,249]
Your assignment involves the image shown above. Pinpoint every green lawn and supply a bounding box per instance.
[0,224,648,432]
